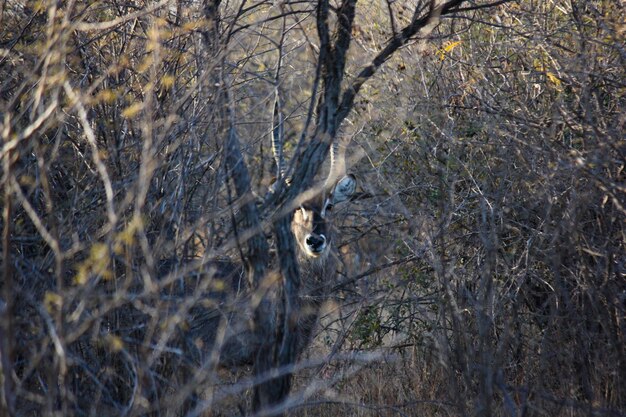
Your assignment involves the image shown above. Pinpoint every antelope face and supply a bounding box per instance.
[292,201,329,258]
[291,175,357,259]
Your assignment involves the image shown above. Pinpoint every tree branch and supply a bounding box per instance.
[337,0,466,124]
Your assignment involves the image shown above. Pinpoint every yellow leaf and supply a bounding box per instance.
[182,21,198,32]
[444,40,462,53]
[117,216,142,246]
[96,89,117,104]
[33,0,45,13]
[18,175,35,187]
[212,279,225,291]
[160,75,175,89]
[101,269,113,281]
[182,19,208,32]
[546,71,562,89]
[106,335,124,353]
[138,56,152,74]
[90,243,109,261]
[74,264,89,285]
[44,291,63,313]
[438,40,462,61]
[122,102,143,118]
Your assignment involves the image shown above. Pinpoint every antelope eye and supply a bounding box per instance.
[325,203,334,212]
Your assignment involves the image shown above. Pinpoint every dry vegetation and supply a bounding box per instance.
[1,1,624,416]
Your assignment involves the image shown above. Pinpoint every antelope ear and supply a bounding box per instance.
[295,206,309,221]
[331,174,356,204]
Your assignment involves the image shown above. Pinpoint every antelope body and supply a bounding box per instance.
[184,163,356,369]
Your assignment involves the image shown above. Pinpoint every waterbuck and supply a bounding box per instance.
[183,99,357,375]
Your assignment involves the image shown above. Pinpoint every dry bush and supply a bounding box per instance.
[1,1,624,417]
[328,1,625,416]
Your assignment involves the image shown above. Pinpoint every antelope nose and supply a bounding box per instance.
[305,234,326,251]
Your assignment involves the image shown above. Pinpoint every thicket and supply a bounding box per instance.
[0,1,624,416]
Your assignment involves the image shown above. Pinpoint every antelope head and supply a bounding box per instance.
[291,174,356,259]
[270,88,356,261]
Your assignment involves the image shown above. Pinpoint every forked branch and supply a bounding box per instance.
[337,0,466,124]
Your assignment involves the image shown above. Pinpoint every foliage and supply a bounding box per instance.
[0,1,624,416]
